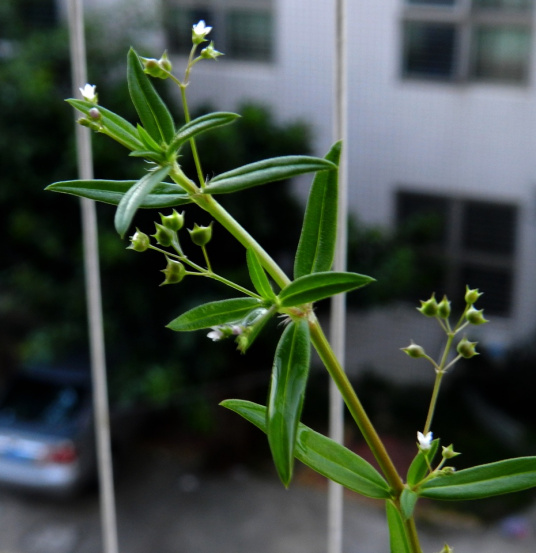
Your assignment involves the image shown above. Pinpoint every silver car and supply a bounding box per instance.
[0,367,96,496]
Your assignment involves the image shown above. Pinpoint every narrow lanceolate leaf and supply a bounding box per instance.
[46,179,192,208]
[386,501,411,553]
[246,249,276,300]
[127,48,175,144]
[115,166,171,238]
[406,439,440,487]
[419,457,536,501]
[279,271,375,307]
[400,488,419,520]
[167,297,262,331]
[204,156,337,195]
[267,320,310,487]
[220,399,391,499]
[294,141,341,279]
[167,112,240,155]
[67,99,143,151]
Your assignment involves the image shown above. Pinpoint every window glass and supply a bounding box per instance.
[226,10,273,61]
[472,26,531,81]
[406,0,456,5]
[474,0,532,10]
[403,22,457,78]
[462,201,517,254]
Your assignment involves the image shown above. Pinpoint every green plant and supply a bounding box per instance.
[47,22,536,553]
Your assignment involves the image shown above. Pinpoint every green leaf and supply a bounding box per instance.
[46,179,192,208]
[294,141,341,279]
[246,249,276,300]
[127,48,175,144]
[406,439,440,487]
[167,297,263,331]
[221,399,391,499]
[279,271,375,307]
[267,320,310,486]
[67,99,143,151]
[386,501,411,553]
[419,457,536,501]
[204,156,337,195]
[400,488,419,520]
[114,166,171,237]
[167,112,240,155]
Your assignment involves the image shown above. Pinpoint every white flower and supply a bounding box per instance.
[207,327,224,341]
[417,431,433,451]
[79,84,97,103]
[192,20,212,43]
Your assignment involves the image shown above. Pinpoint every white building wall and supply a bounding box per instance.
[167,1,536,344]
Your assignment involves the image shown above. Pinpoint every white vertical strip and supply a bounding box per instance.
[66,2,119,553]
[328,1,348,553]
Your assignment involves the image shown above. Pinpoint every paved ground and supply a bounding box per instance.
[0,446,534,553]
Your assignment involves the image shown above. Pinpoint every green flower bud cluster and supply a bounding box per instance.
[141,51,173,80]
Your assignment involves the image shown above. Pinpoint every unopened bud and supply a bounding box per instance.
[188,222,213,246]
[465,285,483,306]
[456,337,478,359]
[437,295,451,319]
[200,41,224,60]
[418,294,439,317]
[152,222,175,247]
[160,258,186,285]
[441,444,461,460]
[402,342,426,359]
[89,107,102,121]
[128,229,150,252]
[160,210,184,232]
[466,306,488,326]
[141,57,168,79]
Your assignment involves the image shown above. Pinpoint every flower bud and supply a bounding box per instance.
[417,294,439,317]
[158,50,173,72]
[152,222,175,247]
[441,444,461,460]
[160,210,184,232]
[401,342,426,359]
[128,229,150,252]
[465,285,483,305]
[437,295,451,319]
[456,337,478,359]
[143,58,167,79]
[439,546,454,553]
[439,466,456,476]
[188,222,213,247]
[160,258,186,285]
[465,306,488,326]
[200,41,224,60]
[88,107,102,121]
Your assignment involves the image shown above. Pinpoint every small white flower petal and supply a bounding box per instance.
[79,84,97,102]
[207,328,224,341]
[193,20,212,38]
[417,431,433,450]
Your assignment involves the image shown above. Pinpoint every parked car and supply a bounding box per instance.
[0,366,97,496]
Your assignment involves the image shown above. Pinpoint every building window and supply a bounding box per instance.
[401,0,533,83]
[396,190,518,316]
[164,0,274,63]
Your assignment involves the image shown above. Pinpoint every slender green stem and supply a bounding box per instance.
[309,318,405,495]
[178,85,206,188]
[423,333,453,434]
[405,517,423,553]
